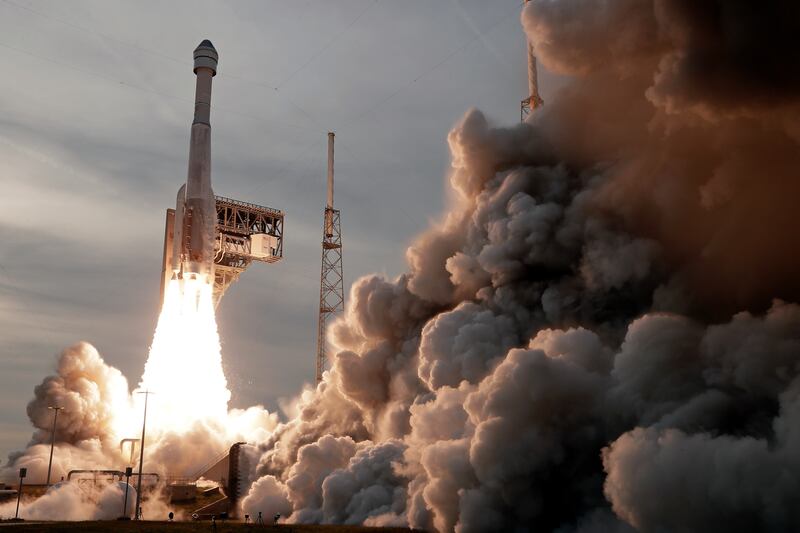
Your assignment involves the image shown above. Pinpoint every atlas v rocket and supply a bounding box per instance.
[170,40,218,283]
[159,40,285,305]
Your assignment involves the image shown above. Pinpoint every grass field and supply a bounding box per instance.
[0,521,420,532]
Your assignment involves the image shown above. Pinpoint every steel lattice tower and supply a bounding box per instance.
[521,0,544,121]
[316,132,344,383]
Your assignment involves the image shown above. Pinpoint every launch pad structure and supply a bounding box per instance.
[211,197,284,302]
[316,132,344,383]
[161,197,285,305]
[521,0,544,121]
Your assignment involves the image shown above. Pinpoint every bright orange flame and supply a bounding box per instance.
[137,276,230,432]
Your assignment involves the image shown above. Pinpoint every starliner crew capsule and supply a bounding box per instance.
[171,39,218,283]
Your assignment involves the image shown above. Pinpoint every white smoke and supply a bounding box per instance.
[26,342,129,448]
[0,480,139,521]
[2,335,278,519]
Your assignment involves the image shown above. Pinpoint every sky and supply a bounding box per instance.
[0,0,563,459]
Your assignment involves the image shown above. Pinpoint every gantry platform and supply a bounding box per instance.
[160,196,284,306]
[212,196,284,304]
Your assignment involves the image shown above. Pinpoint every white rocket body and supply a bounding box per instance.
[172,40,218,281]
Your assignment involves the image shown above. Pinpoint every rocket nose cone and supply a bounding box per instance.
[196,39,216,52]
[193,39,218,75]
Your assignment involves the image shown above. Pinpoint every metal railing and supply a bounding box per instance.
[215,195,284,217]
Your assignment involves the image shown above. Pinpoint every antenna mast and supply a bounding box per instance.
[521,0,544,121]
[316,132,344,383]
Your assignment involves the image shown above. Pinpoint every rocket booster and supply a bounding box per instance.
[172,40,218,281]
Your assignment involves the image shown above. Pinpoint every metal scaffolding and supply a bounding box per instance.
[316,207,343,383]
[212,196,284,305]
[521,0,544,121]
[316,133,344,383]
[160,196,284,307]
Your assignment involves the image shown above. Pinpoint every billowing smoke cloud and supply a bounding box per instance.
[238,1,800,531]
[2,340,278,518]
[26,342,129,447]
[2,343,129,484]
[3,342,276,482]
[2,0,797,529]
[0,480,140,521]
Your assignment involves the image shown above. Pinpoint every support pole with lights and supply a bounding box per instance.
[45,406,63,486]
[134,390,153,520]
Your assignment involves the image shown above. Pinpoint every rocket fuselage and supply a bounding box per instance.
[172,40,218,281]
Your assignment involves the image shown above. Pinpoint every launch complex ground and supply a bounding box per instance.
[0,521,422,532]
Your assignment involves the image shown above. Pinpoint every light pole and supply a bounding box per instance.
[45,406,63,486]
[134,390,153,521]
[14,468,26,520]
[121,466,132,519]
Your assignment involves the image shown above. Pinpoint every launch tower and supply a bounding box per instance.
[315,132,344,383]
[520,0,544,121]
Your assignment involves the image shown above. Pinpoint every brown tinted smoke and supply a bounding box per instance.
[241,1,800,531]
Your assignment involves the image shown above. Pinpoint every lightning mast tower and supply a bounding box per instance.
[316,132,344,383]
[520,0,544,121]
